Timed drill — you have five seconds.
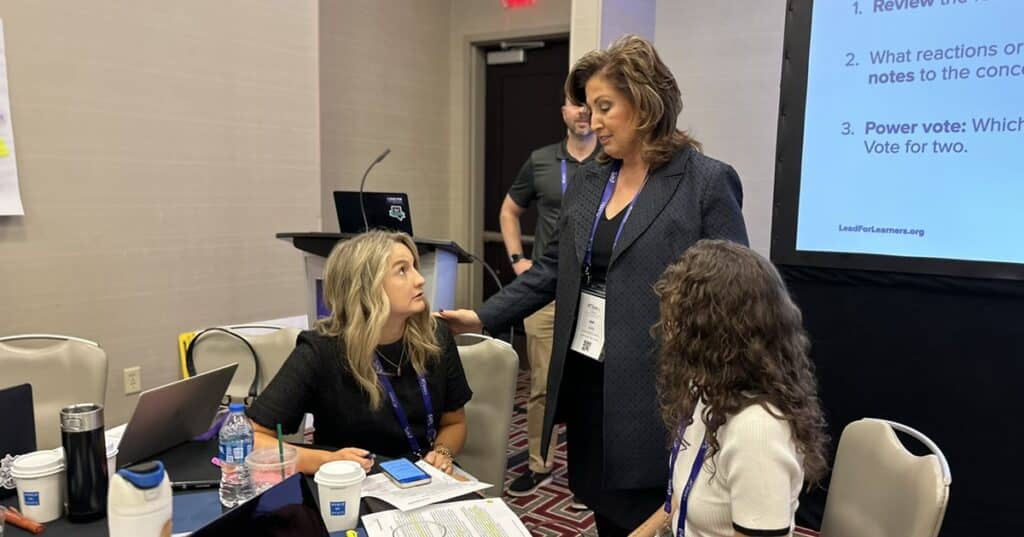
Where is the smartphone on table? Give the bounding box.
[378,458,432,488]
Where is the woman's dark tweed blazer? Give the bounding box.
[478,145,749,490]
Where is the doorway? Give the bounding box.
[482,38,570,301]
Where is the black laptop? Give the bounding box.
[0,384,36,499]
[334,191,414,235]
[191,473,330,537]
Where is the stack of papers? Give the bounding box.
[360,460,491,511]
[361,498,530,537]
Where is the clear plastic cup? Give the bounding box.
[245,445,298,493]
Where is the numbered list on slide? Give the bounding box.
[797,0,1023,264]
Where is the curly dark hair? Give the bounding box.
[653,240,829,484]
[565,34,701,170]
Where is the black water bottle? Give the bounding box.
[61,403,108,522]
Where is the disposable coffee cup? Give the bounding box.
[314,460,366,532]
[106,438,119,478]
[10,449,66,523]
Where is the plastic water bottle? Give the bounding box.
[218,403,255,508]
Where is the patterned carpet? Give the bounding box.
[499,370,819,537]
[502,371,596,537]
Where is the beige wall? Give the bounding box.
[655,1,787,256]
[0,1,320,424]
[318,0,451,239]
[0,0,593,426]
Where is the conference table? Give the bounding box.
[1,438,478,536]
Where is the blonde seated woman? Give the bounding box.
[247,231,472,475]
[631,240,828,537]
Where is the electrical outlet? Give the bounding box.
[123,366,142,395]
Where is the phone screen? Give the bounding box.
[378,458,431,487]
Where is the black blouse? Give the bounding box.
[587,208,627,287]
[247,324,472,458]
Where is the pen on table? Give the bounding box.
[171,479,221,491]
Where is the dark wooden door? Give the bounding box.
[483,39,569,301]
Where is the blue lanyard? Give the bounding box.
[560,159,568,195]
[665,427,708,537]
[582,161,647,284]
[374,358,436,457]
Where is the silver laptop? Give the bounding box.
[116,363,237,467]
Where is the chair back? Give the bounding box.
[184,325,300,402]
[820,418,951,537]
[455,333,518,496]
[0,334,108,450]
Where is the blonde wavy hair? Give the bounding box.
[566,34,701,170]
[315,231,441,409]
[653,240,829,484]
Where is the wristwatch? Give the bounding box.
[509,253,525,264]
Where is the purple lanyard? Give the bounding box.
[665,426,708,537]
[373,358,436,457]
[560,159,568,195]
[582,161,647,282]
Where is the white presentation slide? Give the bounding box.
[797,1,1024,265]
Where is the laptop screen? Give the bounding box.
[191,474,329,537]
[334,191,414,235]
[0,384,35,499]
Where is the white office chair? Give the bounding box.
[0,334,109,450]
[820,418,952,537]
[184,324,301,402]
[184,325,308,442]
[455,333,518,497]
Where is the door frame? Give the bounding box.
[457,26,569,308]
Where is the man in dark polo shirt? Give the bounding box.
[499,97,599,498]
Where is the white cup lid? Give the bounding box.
[106,438,118,458]
[11,449,65,478]
[315,460,366,488]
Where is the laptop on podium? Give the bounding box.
[334,191,414,235]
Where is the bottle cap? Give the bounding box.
[117,461,166,490]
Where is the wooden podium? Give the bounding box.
[276,232,473,324]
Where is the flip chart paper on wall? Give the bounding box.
[0,19,24,216]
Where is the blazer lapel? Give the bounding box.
[608,148,693,266]
[573,163,610,265]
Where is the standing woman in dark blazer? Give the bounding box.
[438,35,748,536]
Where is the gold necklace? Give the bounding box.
[375,346,406,375]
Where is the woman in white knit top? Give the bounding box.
[631,240,829,537]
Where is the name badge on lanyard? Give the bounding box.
[572,162,647,361]
[571,285,606,361]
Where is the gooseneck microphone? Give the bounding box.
[359,148,392,232]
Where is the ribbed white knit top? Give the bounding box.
[669,401,804,537]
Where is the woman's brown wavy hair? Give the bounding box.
[653,240,829,484]
[565,34,700,170]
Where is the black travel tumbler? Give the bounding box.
[60,403,108,522]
